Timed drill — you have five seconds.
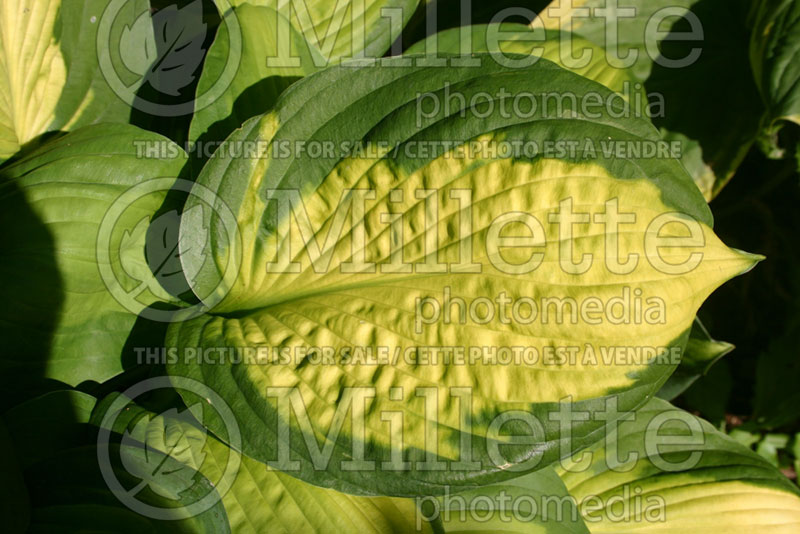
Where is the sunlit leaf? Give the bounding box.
[94,392,434,534]
[0,0,152,162]
[168,57,756,495]
[0,124,186,390]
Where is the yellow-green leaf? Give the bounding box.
[168,57,757,496]
[558,399,800,533]
[94,392,433,534]
[0,0,150,162]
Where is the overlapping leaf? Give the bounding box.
[558,399,800,533]
[3,390,228,533]
[405,23,641,99]
[220,0,420,62]
[0,0,153,162]
[433,399,800,533]
[538,0,762,200]
[750,0,800,157]
[0,124,186,390]
[188,4,322,149]
[93,392,434,534]
[656,317,734,401]
[429,466,589,534]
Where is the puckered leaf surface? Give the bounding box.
[166,57,756,495]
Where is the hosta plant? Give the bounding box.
[3,1,800,533]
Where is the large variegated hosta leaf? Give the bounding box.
[220,0,420,63]
[405,23,641,99]
[0,124,186,391]
[538,0,762,200]
[433,399,800,533]
[750,0,800,155]
[557,398,800,533]
[167,57,757,496]
[188,4,322,149]
[3,390,229,533]
[0,0,150,163]
[93,392,434,534]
